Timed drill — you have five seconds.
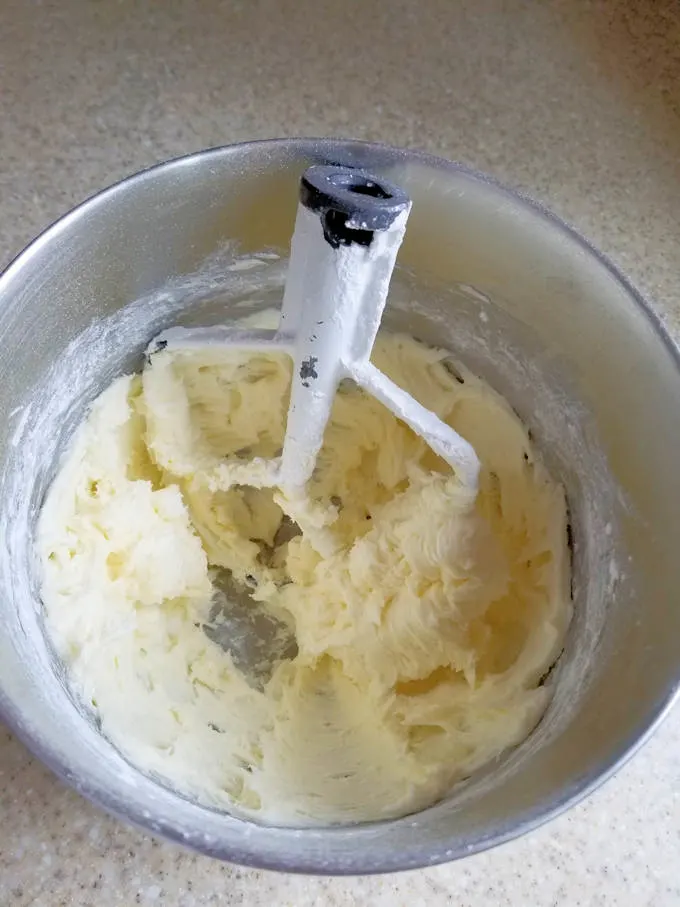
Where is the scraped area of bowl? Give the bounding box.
[1,248,621,831]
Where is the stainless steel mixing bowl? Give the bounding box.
[1,139,679,874]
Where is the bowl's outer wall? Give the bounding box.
[1,139,679,873]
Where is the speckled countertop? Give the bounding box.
[1,1,680,904]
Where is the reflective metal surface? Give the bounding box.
[1,139,679,874]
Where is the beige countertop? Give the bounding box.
[1,0,680,904]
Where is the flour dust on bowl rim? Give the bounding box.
[0,138,679,874]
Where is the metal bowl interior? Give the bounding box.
[1,139,679,874]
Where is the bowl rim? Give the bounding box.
[2,136,680,875]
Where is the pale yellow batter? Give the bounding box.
[38,323,571,825]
